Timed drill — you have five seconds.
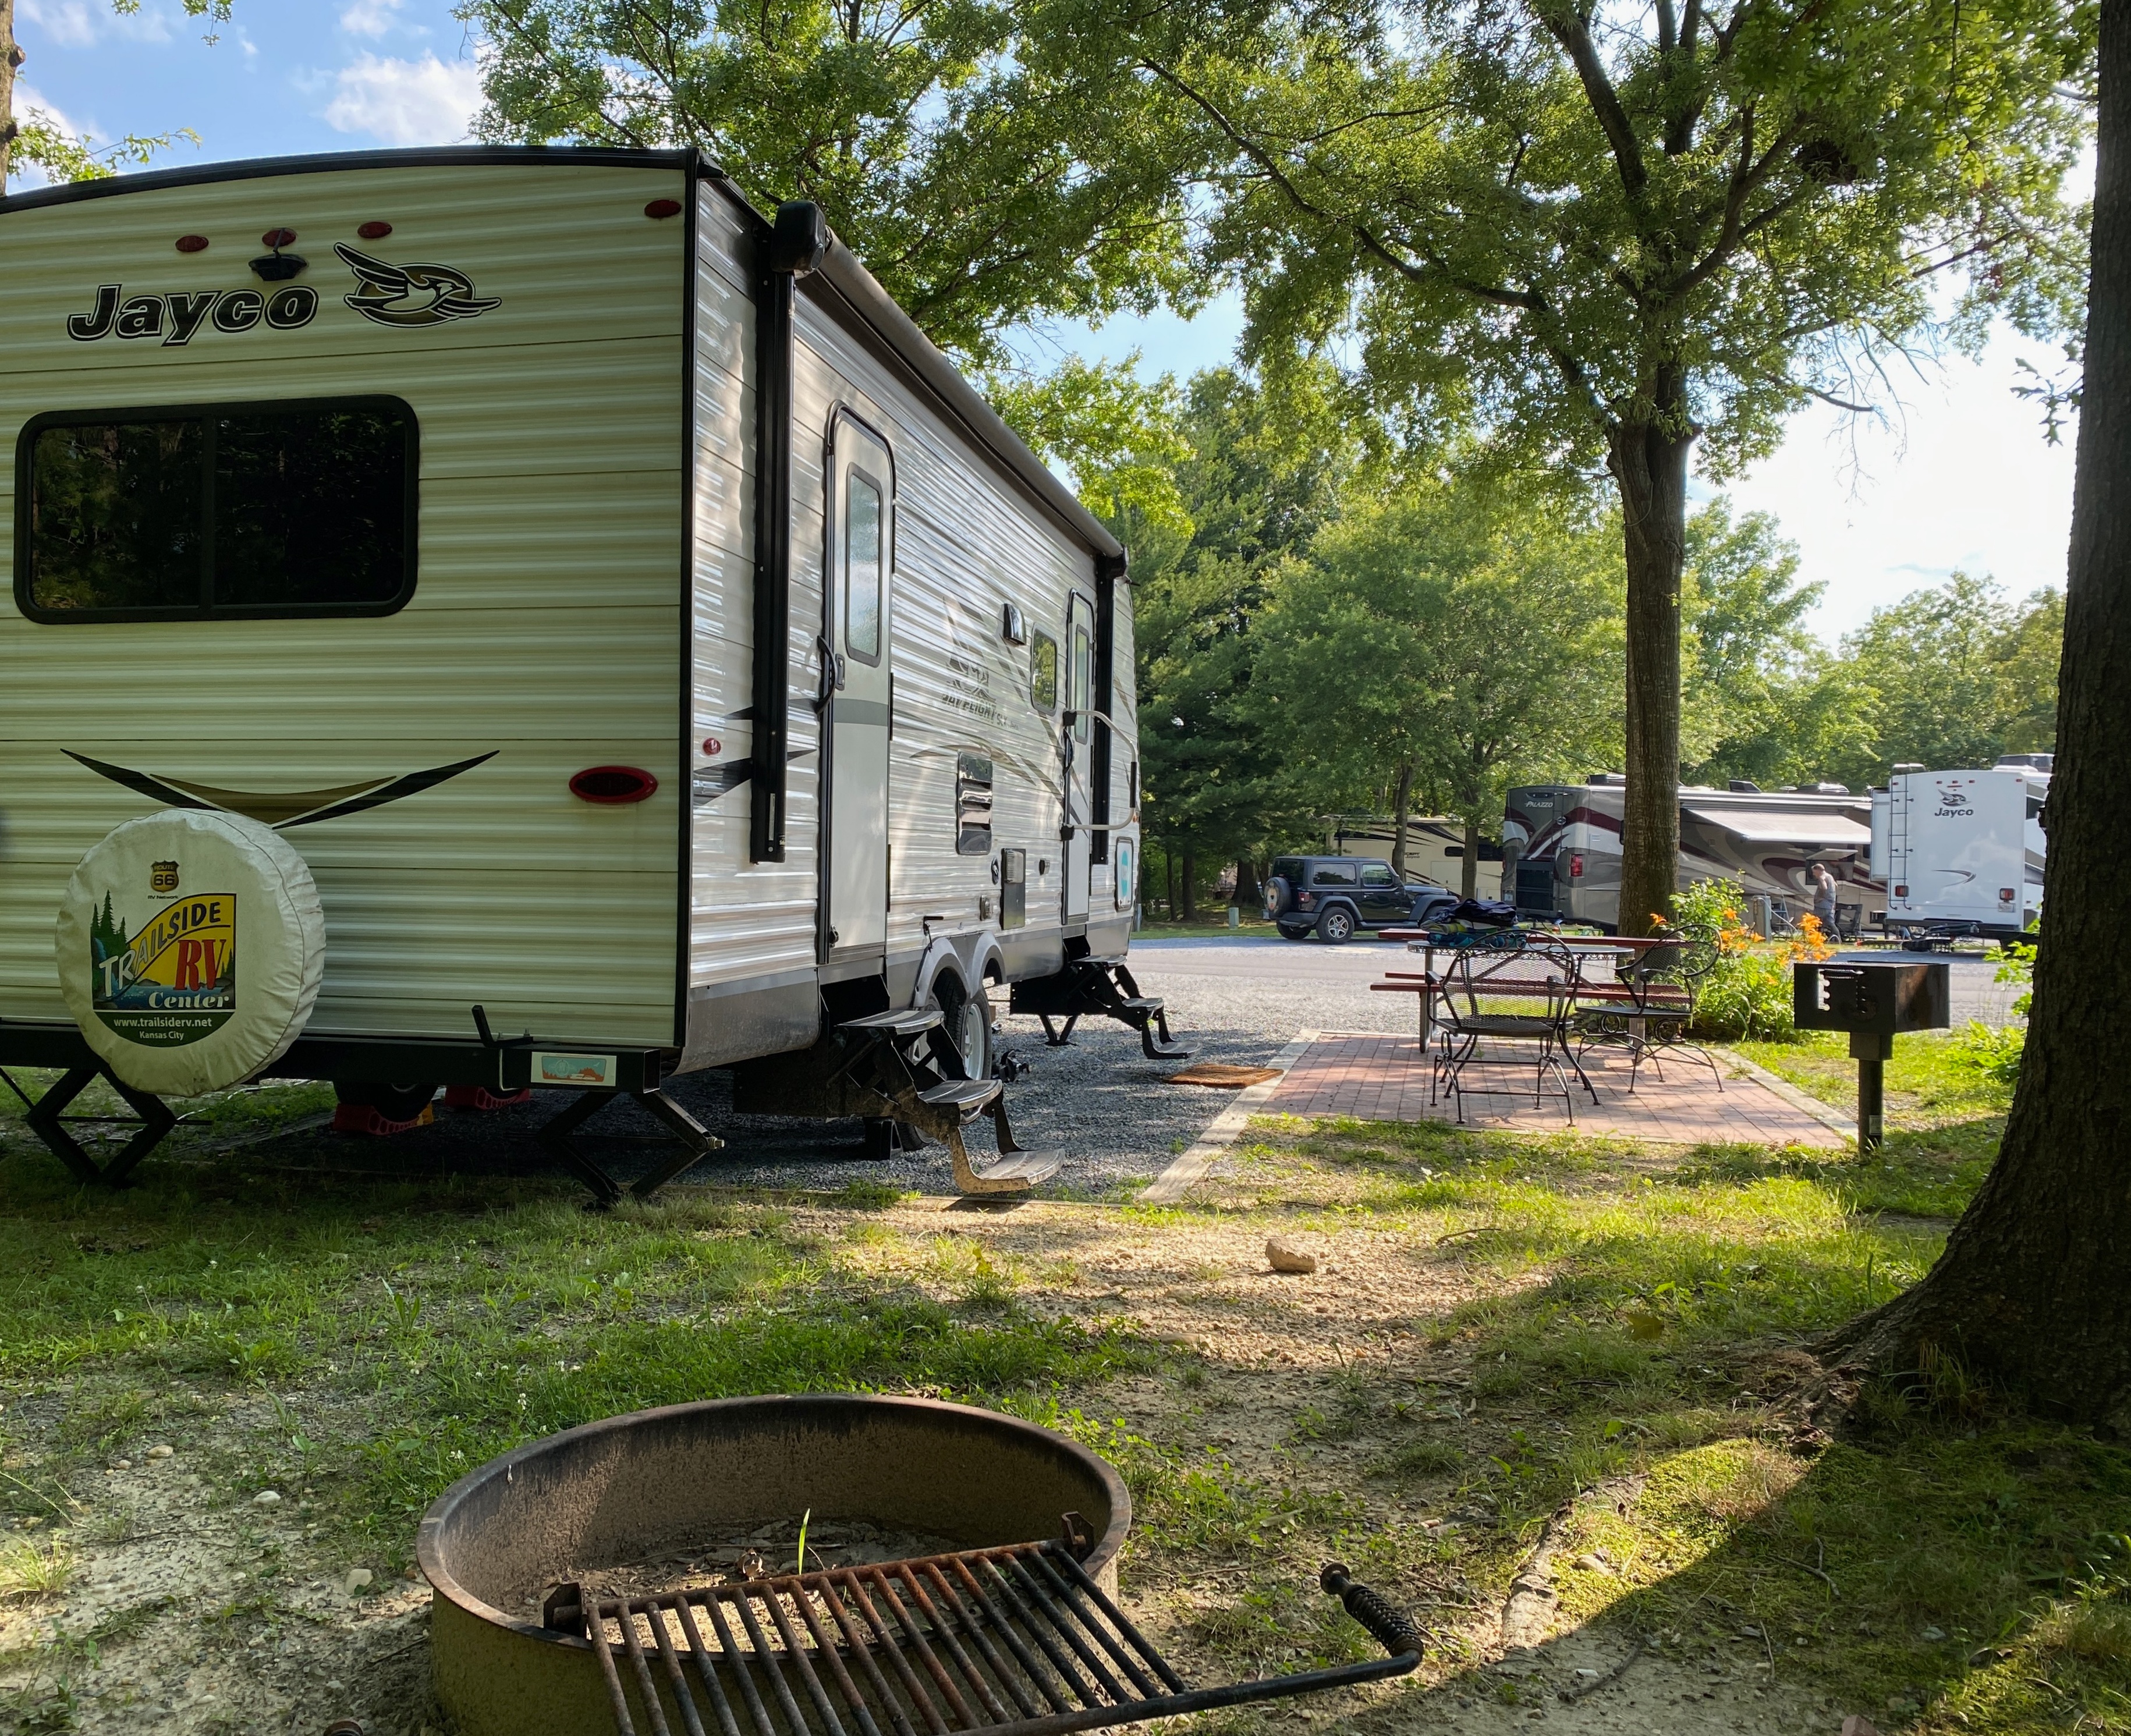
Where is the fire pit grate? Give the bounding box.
[548,1536,1420,1736]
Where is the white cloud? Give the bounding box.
[339,0,405,38]
[19,0,174,45]
[321,53,482,146]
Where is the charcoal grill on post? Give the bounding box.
[1793,956,1951,1150]
[549,1540,1419,1736]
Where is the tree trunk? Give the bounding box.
[1460,815,1481,900]
[1233,856,1261,914]
[1607,389,1692,939]
[1820,0,2131,1428]
[1,0,19,194]
[1180,849,1197,923]
[1164,847,1176,922]
[1390,759,1413,878]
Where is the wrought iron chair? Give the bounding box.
[1431,934,1591,1124]
[1576,924,1723,1091]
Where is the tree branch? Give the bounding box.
[1535,1,1648,196]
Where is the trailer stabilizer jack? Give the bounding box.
[1010,960,1190,1060]
[6,1064,176,1188]
[536,1088,724,1208]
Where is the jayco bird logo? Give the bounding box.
[334,244,502,328]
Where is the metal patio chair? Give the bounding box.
[1431,935,1591,1124]
[1575,924,1723,1092]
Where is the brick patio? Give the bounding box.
[1265,1031,1847,1147]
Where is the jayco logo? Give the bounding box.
[67,283,318,346]
[334,245,501,327]
[62,245,501,345]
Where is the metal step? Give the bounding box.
[919,1077,1003,1113]
[839,1008,943,1037]
[951,1145,1063,1192]
[1120,996,1164,1013]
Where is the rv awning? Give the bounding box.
[1682,804,1870,848]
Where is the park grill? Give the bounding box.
[546,1536,1420,1736]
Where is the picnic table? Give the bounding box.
[1371,930,1686,1045]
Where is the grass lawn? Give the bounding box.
[0,1030,2123,1736]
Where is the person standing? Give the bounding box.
[1809,861,1840,933]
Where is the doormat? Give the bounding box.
[1161,1063,1283,1089]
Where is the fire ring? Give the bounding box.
[417,1393,1130,1736]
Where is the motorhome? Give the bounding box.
[1503,779,1880,929]
[1870,757,2049,941]
[0,147,1172,1198]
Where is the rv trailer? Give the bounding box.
[1870,758,2049,942]
[1503,780,1880,929]
[1321,814,1501,892]
[0,147,1176,1199]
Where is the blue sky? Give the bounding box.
[12,0,2079,646]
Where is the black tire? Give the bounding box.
[1277,924,1310,940]
[334,1080,438,1121]
[1317,905,1356,944]
[927,974,994,1080]
[1263,876,1295,920]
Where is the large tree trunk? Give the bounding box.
[1821,1,2131,1428]
[1,0,20,193]
[1234,855,1260,914]
[1460,814,1481,900]
[1607,388,1692,939]
[1390,759,1413,878]
[1180,849,1197,923]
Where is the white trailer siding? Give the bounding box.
[0,162,690,1044]
[1875,768,2046,935]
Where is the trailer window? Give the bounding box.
[17,397,416,622]
[843,470,883,665]
[1029,631,1058,712]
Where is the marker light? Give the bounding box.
[357,221,393,239]
[176,235,210,253]
[261,228,297,248]
[570,766,659,805]
[644,198,683,219]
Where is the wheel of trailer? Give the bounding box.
[1318,906,1356,944]
[928,974,994,1081]
[335,1081,439,1121]
[1262,876,1292,920]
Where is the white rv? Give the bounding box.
[1870,757,2048,941]
[0,147,1172,1198]
[1503,779,1880,929]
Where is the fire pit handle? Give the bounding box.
[1320,1560,1425,1659]
[1060,1509,1097,1559]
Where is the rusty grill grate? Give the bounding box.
[549,1539,1420,1736]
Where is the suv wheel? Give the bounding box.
[1277,923,1310,940]
[1317,906,1356,944]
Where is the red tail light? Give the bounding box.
[1894,884,1909,898]
[570,766,658,804]
[1570,853,1584,879]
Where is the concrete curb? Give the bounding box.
[1722,1051,1857,1142]
[1139,1029,1318,1205]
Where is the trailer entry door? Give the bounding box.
[1063,591,1094,924]
[824,418,893,964]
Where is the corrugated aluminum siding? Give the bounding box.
[0,162,690,1045]
[788,300,1093,970]
[683,186,827,1001]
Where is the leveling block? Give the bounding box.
[331,1099,437,1138]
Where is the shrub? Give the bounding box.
[1670,878,1800,1040]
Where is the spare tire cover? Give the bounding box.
[56,810,325,1096]
[1263,876,1292,920]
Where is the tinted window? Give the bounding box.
[19,398,416,620]
[1360,864,1396,887]
[1030,631,1059,711]
[1270,858,1306,883]
[1311,864,1356,886]
[843,470,883,662]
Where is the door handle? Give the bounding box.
[812,635,837,712]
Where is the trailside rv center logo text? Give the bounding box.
[63,246,501,346]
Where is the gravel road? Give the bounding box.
[224,936,2024,1199]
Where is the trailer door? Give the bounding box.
[824,418,894,965]
[1063,591,1094,924]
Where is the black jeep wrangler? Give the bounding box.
[1262,856,1459,942]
